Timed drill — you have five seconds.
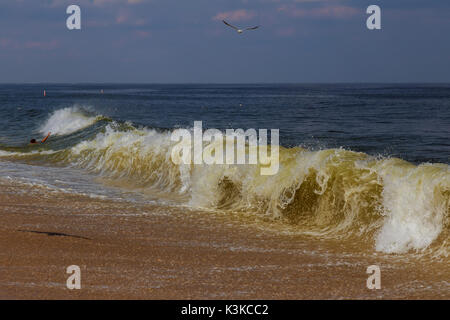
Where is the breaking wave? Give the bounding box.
[39,106,103,136]
[1,110,449,256]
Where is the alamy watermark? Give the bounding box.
[65,5,381,31]
[170,121,280,175]
[66,265,81,290]
[366,265,381,290]
[366,5,381,30]
[66,5,81,30]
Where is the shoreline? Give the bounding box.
[0,180,448,299]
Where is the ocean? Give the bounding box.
[0,83,449,258]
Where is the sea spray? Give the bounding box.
[39,106,102,136]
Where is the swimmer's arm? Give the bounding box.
[41,132,51,143]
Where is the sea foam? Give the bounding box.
[39,106,100,136]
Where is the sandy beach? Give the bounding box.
[0,179,448,300]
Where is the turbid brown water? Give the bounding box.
[0,180,448,299]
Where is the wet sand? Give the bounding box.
[0,181,448,299]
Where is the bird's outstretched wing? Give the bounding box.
[223,20,239,30]
[245,26,259,31]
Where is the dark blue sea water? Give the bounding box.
[0,83,449,164]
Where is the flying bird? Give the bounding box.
[223,20,259,34]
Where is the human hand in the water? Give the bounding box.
[41,132,51,143]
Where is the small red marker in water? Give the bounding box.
[43,90,46,97]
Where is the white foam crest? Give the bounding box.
[0,149,58,157]
[0,150,13,156]
[40,106,99,136]
[70,125,184,194]
[375,160,450,253]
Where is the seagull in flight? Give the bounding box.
[223,20,259,34]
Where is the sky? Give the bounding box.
[0,0,449,83]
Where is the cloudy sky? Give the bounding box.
[0,0,449,83]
